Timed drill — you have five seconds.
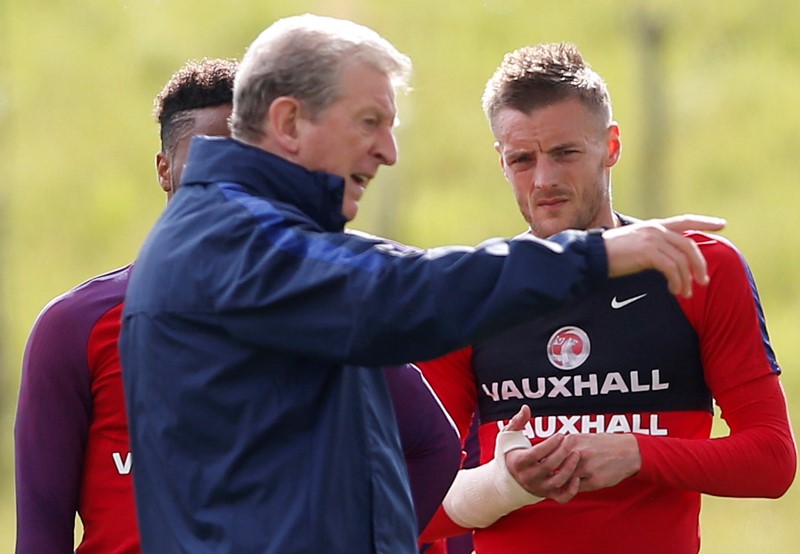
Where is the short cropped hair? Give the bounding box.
[482,43,612,134]
[231,13,412,142]
[154,58,238,154]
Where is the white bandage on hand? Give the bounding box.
[442,427,542,529]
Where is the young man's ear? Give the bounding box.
[156,151,172,195]
[267,97,303,154]
[606,123,622,167]
[495,141,510,181]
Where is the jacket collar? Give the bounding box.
[181,136,348,232]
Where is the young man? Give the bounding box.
[119,15,724,553]
[14,58,237,553]
[418,43,796,554]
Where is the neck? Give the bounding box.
[599,209,620,229]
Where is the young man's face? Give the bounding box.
[158,104,233,199]
[295,62,399,221]
[494,97,620,238]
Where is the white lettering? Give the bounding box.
[631,413,646,433]
[650,414,668,436]
[600,372,629,394]
[630,371,649,392]
[534,416,557,437]
[523,421,535,439]
[582,414,605,433]
[480,370,671,402]
[573,374,598,396]
[522,378,545,399]
[501,380,524,400]
[605,415,631,433]
[558,415,581,434]
[494,413,668,438]
[652,369,669,391]
[548,376,572,398]
[113,452,132,475]
[482,382,500,401]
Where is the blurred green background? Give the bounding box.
[1,0,798,551]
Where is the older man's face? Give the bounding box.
[295,61,399,221]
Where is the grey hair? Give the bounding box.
[231,13,412,142]
[482,42,612,134]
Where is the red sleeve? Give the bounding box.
[420,505,471,545]
[636,234,797,496]
[416,347,478,443]
[637,375,795,496]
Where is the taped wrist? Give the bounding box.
[442,428,542,529]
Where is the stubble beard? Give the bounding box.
[526,182,608,239]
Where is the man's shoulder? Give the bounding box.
[34,264,132,328]
[683,231,744,266]
[345,228,421,254]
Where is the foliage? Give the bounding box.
[2,0,798,551]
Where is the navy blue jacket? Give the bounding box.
[120,137,607,553]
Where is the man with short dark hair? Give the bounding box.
[418,42,796,554]
[120,16,724,553]
[154,59,238,199]
[14,57,237,553]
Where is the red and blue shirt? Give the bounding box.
[420,231,796,554]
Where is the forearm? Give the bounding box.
[636,375,796,497]
[421,425,542,541]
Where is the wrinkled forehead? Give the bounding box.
[494,98,605,148]
[329,61,398,115]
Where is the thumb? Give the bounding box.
[503,405,531,432]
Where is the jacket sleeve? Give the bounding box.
[15,298,93,553]
[635,234,797,496]
[207,209,608,367]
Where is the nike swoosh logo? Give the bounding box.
[611,293,647,309]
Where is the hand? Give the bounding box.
[561,433,642,492]
[503,406,581,503]
[603,214,726,297]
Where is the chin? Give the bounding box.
[531,222,563,239]
[343,205,358,222]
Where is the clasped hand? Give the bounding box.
[503,405,643,504]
